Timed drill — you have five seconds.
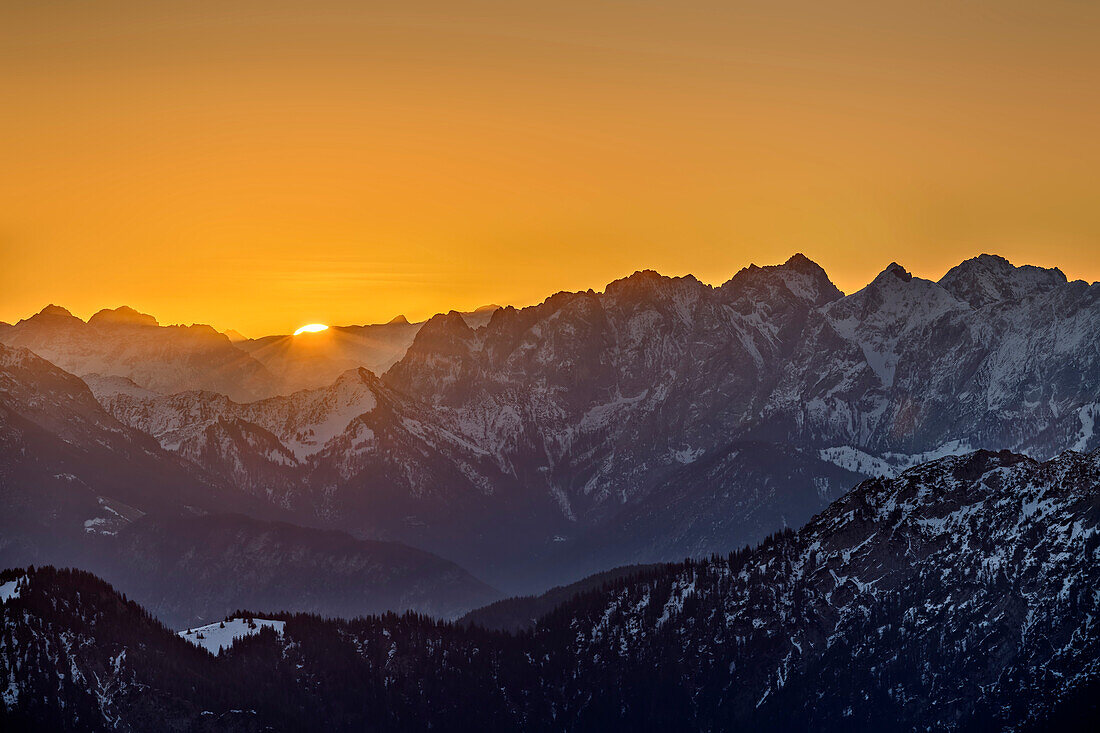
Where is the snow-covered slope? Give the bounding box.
[523,448,1100,730]
[179,617,285,654]
[88,366,382,462]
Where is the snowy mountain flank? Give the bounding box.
[2,449,1097,731]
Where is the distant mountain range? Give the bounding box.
[2,449,1096,731]
[0,344,497,625]
[2,254,1098,591]
[7,254,1093,591]
[0,304,499,399]
[2,252,1098,730]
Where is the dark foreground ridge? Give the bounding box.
[2,449,1098,732]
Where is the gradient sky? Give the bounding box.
[2,1,1098,335]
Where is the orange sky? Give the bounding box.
[2,1,1098,336]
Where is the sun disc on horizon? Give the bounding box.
[293,323,329,336]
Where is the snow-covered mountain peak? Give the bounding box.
[872,261,913,284]
[939,253,1068,308]
[722,252,842,306]
[89,364,386,472]
[832,261,962,322]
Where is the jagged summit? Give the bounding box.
[88,305,159,327]
[782,252,821,271]
[331,365,379,387]
[397,311,476,363]
[24,304,79,322]
[939,253,1068,308]
[603,269,703,300]
[386,314,411,325]
[723,252,842,306]
[872,261,914,284]
[223,328,248,342]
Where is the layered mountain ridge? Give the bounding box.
[2,448,1096,731]
[0,344,499,625]
[0,303,500,399]
[20,253,1097,590]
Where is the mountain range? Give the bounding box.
[0,304,499,400]
[2,448,1096,731]
[0,344,496,625]
[1,251,1098,729]
[7,253,1093,591]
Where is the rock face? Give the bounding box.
[0,345,497,623]
[77,254,1100,590]
[3,449,1097,731]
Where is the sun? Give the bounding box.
[293,323,329,336]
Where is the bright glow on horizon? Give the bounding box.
[293,323,329,336]
[3,2,1099,334]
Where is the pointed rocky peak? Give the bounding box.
[40,304,77,318]
[871,262,913,285]
[88,305,159,328]
[406,311,478,356]
[487,304,518,325]
[938,253,1067,308]
[722,253,842,307]
[20,304,82,325]
[782,252,819,272]
[421,310,475,336]
[824,260,966,346]
[480,303,541,343]
[603,269,702,303]
[331,366,380,389]
[386,314,411,326]
[223,329,248,343]
[177,323,220,337]
[604,269,663,295]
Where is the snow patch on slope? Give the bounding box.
[819,441,973,478]
[0,578,23,604]
[1072,403,1098,452]
[178,618,285,654]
